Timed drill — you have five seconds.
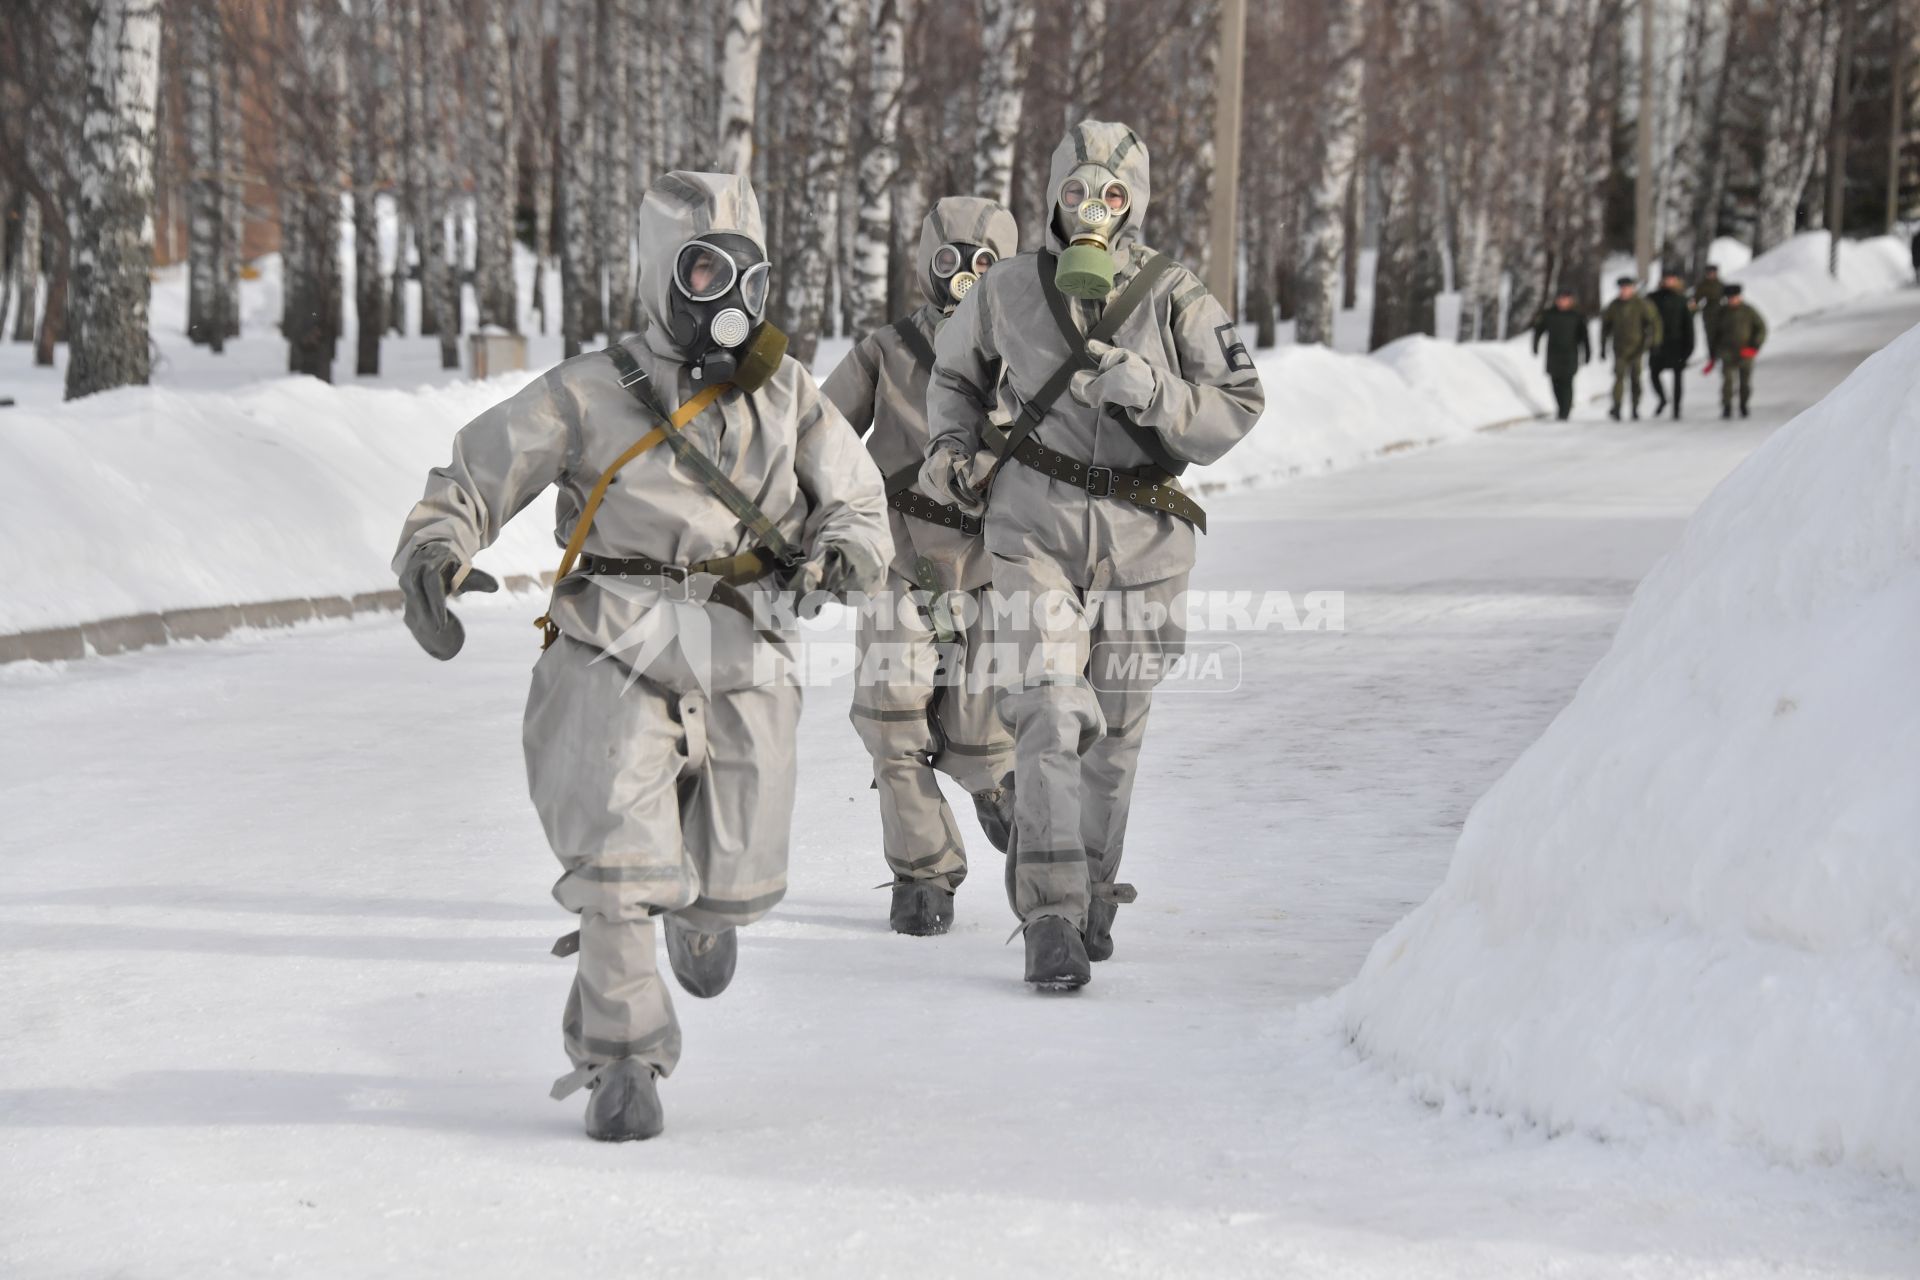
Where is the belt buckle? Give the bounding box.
[959,511,983,537]
[659,566,694,603]
[1084,465,1116,499]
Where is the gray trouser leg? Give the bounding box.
[991,555,1184,929]
[853,575,1014,891]
[527,635,799,1075]
[1081,575,1184,889]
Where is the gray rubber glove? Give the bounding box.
[919,445,990,512]
[1071,339,1159,412]
[790,539,887,619]
[399,542,499,660]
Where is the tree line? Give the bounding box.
[0,0,1909,400]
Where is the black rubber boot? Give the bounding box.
[1608,406,1621,421]
[972,786,1014,854]
[584,1059,665,1142]
[889,880,955,936]
[1023,916,1090,990]
[664,914,737,999]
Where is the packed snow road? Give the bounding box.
[4,293,1918,1278]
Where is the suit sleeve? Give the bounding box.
[792,366,893,567]
[1130,276,1265,467]
[819,333,882,437]
[927,284,1001,460]
[392,369,571,574]
[1578,322,1592,364]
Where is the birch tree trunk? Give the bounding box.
[850,0,908,335]
[787,0,855,363]
[66,0,163,400]
[280,0,345,382]
[184,0,221,346]
[11,196,39,343]
[598,0,634,334]
[1756,0,1840,251]
[424,0,459,367]
[719,0,764,176]
[1065,0,1106,126]
[557,3,596,357]
[475,0,517,332]
[349,0,384,374]
[1294,0,1363,346]
[974,0,1035,206]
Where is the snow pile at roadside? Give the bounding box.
[0,374,559,634]
[1732,233,1912,329]
[1343,324,1920,1179]
[1193,336,1549,488]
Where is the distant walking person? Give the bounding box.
[1646,272,1696,419]
[1599,276,1661,421]
[1715,284,1766,418]
[1531,287,1590,421]
[1910,229,1919,284]
[1693,264,1725,374]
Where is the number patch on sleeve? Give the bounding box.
[1214,323,1253,372]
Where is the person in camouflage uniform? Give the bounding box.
[1693,265,1725,374]
[1714,283,1767,418]
[1599,276,1662,421]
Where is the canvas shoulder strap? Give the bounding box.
[984,251,1177,493]
[890,316,938,374]
[604,342,803,569]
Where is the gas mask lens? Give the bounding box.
[932,244,996,279]
[674,241,738,302]
[932,244,963,278]
[739,261,770,317]
[1102,181,1130,214]
[1058,178,1088,212]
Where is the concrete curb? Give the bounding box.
[0,573,549,666]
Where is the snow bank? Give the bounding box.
[0,375,559,634]
[1344,323,1920,1179]
[1731,233,1912,330]
[1192,336,1549,488]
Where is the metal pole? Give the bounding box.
[1207,0,1247,315]
[1635,0,1655,281]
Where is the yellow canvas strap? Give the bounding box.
[534,380,732,649]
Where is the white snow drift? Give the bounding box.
[1345,321,1920,1180]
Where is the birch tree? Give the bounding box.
[1755,0,1841,250]
[719,0,764,175]
[787,0,856,363]
[348,0,384,374]
[1293,0,1363,346]
[66,0,163,400]
[474,0,518,332]
[974,0,1035,205]
[557,0,597,356]
[849,0,909,335]
[278,0,346,382]
[11,197,39,344]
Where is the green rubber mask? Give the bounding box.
[1053,170,1132,299]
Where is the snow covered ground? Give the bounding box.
[3,290,1917,1276]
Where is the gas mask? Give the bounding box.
[668,233,786,389]
[1053,168,1131,299]
[930,242,997,311]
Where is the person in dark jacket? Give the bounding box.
[1693,265,1725,373]
[1910,229,1919,284]
[1646,271,1697,419]
[1715,283,1767,418]
[1599,276,1661,420]
[1531,287,1590,420]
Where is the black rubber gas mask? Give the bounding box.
[930,242,997,311]
[668,233,775,387]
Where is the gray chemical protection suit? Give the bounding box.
[821,197,1019,895]
[393,171,889,1087]
[924,121,1264,943]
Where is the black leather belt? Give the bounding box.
[1005,437,1207,532]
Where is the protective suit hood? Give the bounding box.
[637,170,767,363]
[917,196,1019,307]
[1045,120,1150,257]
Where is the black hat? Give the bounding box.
[1616,275,1636,286]
[1724,283,1743,297]
[1704,263,1720,273]
[1555,284,1575,296]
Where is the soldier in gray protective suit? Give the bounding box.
[922,121,1265,989]
[392,171,890,1140]
[821,197,1019,937]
